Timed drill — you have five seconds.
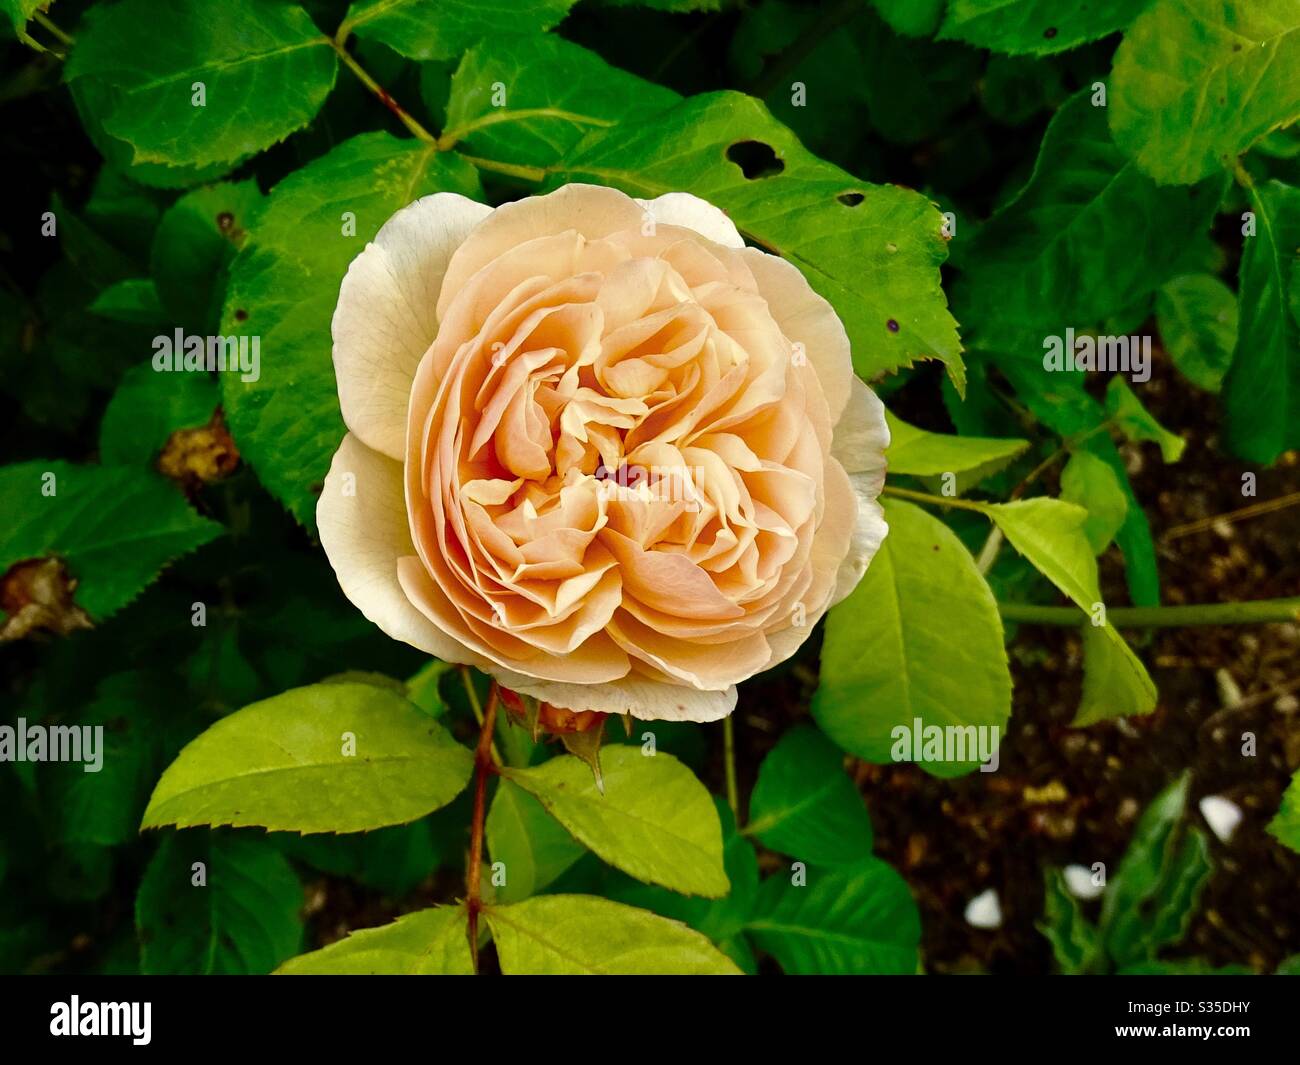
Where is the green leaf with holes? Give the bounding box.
[150,180,263,332]
[1109,0,1300,185]
[939,0,1149,56]
[65,0,337,171]
[485,894,742,974]
[141,681,474,833]
[813,498,1010,778]
[554,91,963,388]
[219,132,482,528]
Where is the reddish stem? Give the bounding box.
[465,680,499,972]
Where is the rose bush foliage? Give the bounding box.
[1,0,1298,977]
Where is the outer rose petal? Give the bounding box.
[332,193,493,459]
[496,671,737,723]
[436,184,650,320]
[829,375,891,605]
[317,432,491,666]
[636,192,745,249]
[739,246,854,426]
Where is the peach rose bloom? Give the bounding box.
[319,184,888,722]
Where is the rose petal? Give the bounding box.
[497,671,737,723]
[739,246,854,426]
[829,375,891,605]
[436,184,648,320]
[317,432,489,663]
[636,191,745,249]
[333,193,492,459]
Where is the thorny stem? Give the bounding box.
[723,715,740,823]
[999,598,1300,628]
[329,34,436,144]
[464,680,500,973]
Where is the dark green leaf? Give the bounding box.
[136,830,303,975]
[746,725,874,865]
[747,858,920,974]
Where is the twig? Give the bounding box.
[464,680,499,973]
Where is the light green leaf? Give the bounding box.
[0,460,222,620]
[605,799,759,943]
[342,0,578,61]
[151,180,263,332]
[1076,621,1157,726]
[444,33,679,168]
[940,0,1149,56]
[502,745,728,897]
[885,409,1029,491]
[65,0,337,170]
[1060,450,1128,554]
[956,93,1227,349]
[2,0,42,37]
[1268,771,1300,854]
[137,831,303,975]
[1156,273,1238,391]
[88,278,165,324]
[1101,774,1212,968]
[813,498,1010,778]
[486,778,587,903]
[991,358,1161,606]
[1105,377,1186,462]
[277,905,472,974]
[976,497,1156,723]
[555,91,963,388]
[141,681,474,833]
[746,725,874,865]
[404,659,453,718]
[99,362,220,466]
[486,894,741,974]
[1222,180,1300,463]
[1109,0,1300,185]
[1038,869,1102,975]
[747,858,920,974]
[219,132,482,528]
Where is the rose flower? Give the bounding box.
[319,184,888,722]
